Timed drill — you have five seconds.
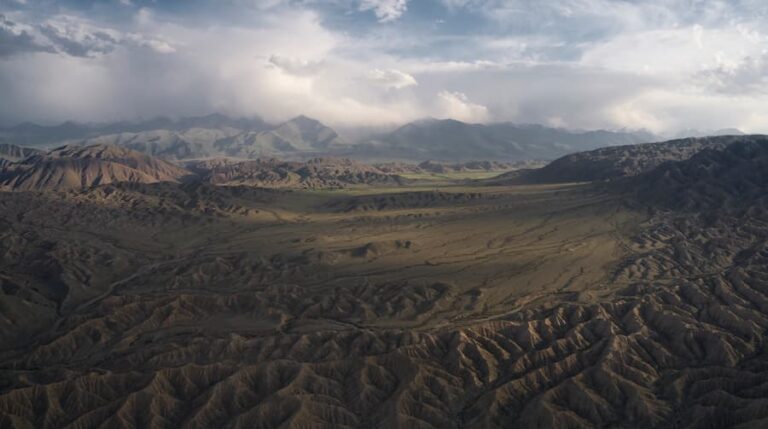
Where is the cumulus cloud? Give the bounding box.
[0,14,175,59]
[365,68,417,89]
[359,0,408,22]
[3,0,768,134]
[0,7,423,126]
[435,91,489,123]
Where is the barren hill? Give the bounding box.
[0,144,190,191]
[627,137,768,210]
[493,135,752,184]
[0,143,44,163]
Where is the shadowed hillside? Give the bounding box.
[491,135,755,184]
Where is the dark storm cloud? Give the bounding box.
[37,22,116,57]
[0,14,54,56]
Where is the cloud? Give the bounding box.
[365,68,417,89]
[0,7,424,126]
[359,0,408,22]
[699,53,768,94]
[0,14,176,59]
[0,14,55,57]
[435,91,489,123]
[37,18,119,57]
[127,35,176,54]
[580,25,763,76]
[267,55,324,76]
[3,0,768,134]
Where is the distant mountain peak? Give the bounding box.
[284,115,323,128]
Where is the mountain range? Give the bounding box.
[345,118,657,162]
[1,133,761,194]
[0,114,664,163]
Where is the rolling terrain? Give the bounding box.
[0,136,766,428]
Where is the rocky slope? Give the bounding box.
[0,143,44,163]
[492,134,751,184]
[0,144,190,191]
[627,137,768,210]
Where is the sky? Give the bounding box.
[1,0,768,134]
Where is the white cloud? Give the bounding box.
[5,0,768,134]
[359,0,408,22]
[267,55,324,76]
[0,8,425,127]
[132,37,176,54]
[405,60,500,74]
[699,52,768,94]
[0,14,176,58]
[435,91,489,123]
[365,68,417,89]
[580,25,764,76]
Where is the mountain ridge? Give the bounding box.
[0,143,191,191]
[1,114,665,163]
[491,134,757,184]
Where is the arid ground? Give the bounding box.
[1,140,767,429]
